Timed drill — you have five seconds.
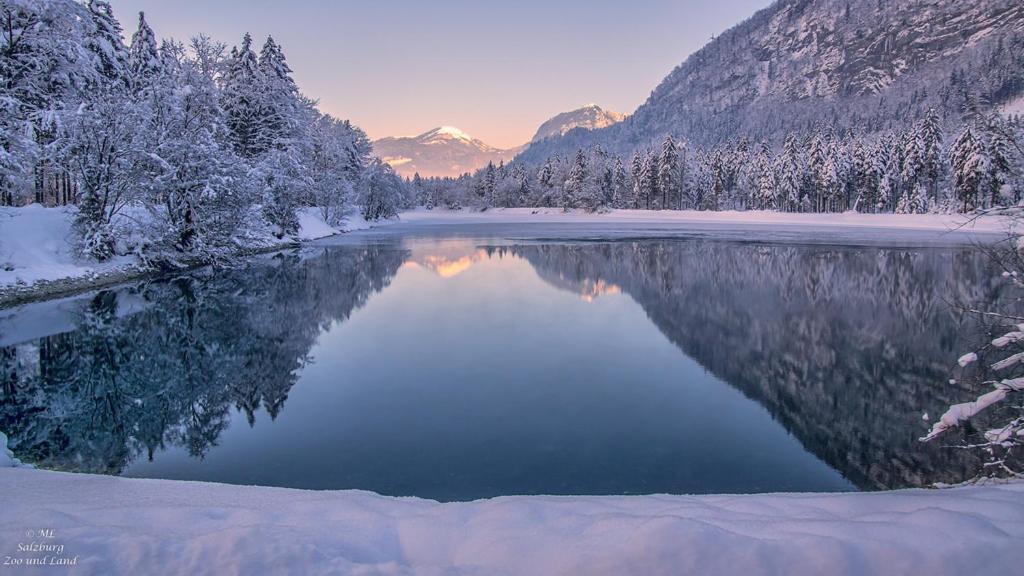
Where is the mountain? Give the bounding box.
[375,104,623,178]
[519,0,1024,162]
[530,104,625,142]
[374,127,522,179]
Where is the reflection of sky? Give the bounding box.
[126,240,853,500]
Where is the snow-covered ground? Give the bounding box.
[0,205,370,296]
[0,205,139,289]
[398,207,1013,235]
[0,465,1021,575]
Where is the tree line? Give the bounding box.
[0,0,407,264]
[414,107,1022,215]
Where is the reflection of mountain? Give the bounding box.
[407,249,488,279]
[0,246,407,475]
[507,241,1011,489]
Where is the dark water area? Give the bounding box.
[0,234,1011,501]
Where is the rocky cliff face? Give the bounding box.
[520,0,1024,161]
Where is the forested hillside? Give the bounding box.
[521,0,1024,161]
[0,0,408,266]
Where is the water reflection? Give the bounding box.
[505,242,1010,489]
[0,246,407,474]
[0,238,1011,498]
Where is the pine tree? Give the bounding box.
[777,135,802,212]
[537,158,556,206]
[221,33,264,158]
[630,152,643,209]
[806,133,828,211]
[985,116,1014,207]
[920,108,944,204]
[85,1,128,86]
[872,133,899,212]
[127,12,160,90]
[658,135,679,210]
[753,143,776,210]
[950,125,987,212]
[612,157,629,209]
[257,36,301,151]
[643,149,660,210]
[901,124,925,203]
[562,149,588,211]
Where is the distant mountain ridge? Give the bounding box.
[374,104,623,178]
[531,104,625,142]
[518,0,1024,162]
[374,127,522,179]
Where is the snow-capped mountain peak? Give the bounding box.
[428,126,474,141]
[531,104,625,143]
[374,126,521,178]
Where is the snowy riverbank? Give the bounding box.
[0,205,373,307]
[1,205,1014,307]
[397,206,1015,234]
[0,466,1021,575]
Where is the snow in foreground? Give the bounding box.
[0,467,1021,576]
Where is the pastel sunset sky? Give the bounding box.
[109,0,771,148]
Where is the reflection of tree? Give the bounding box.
[510,241,1016,489]
[0,245,406,474]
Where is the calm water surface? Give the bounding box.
[0,232,1009,501]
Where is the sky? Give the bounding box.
[108,0,772,149]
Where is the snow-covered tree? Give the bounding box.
[257,36,302,151]
[561,150,588,211]
[752,142,775,210]
[306,113,369,224]
[658,134,679,210]
[612,156,629,209]
[220,33,264,159]
[360,159,403,221]
[920,108,944,204]
[127,12,160,91]
[84,1,128,86]
[776,135,803,212]
[135,39,250,259]
[66,92,144,259]
[984,115,1015,207]
[950,125,987,212]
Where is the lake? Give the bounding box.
[0,228,1010,501]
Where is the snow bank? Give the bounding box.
[296,208,339,241]
[296,208,381,238]
[1,468,1021,575]
[0,206,377,296]
[0,432,26,468]
[0,205,136,288]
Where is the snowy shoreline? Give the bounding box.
[396,206,1015,234]
[1,205,1013,309]
[0,467,1021,575]
[0,206,372,309]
